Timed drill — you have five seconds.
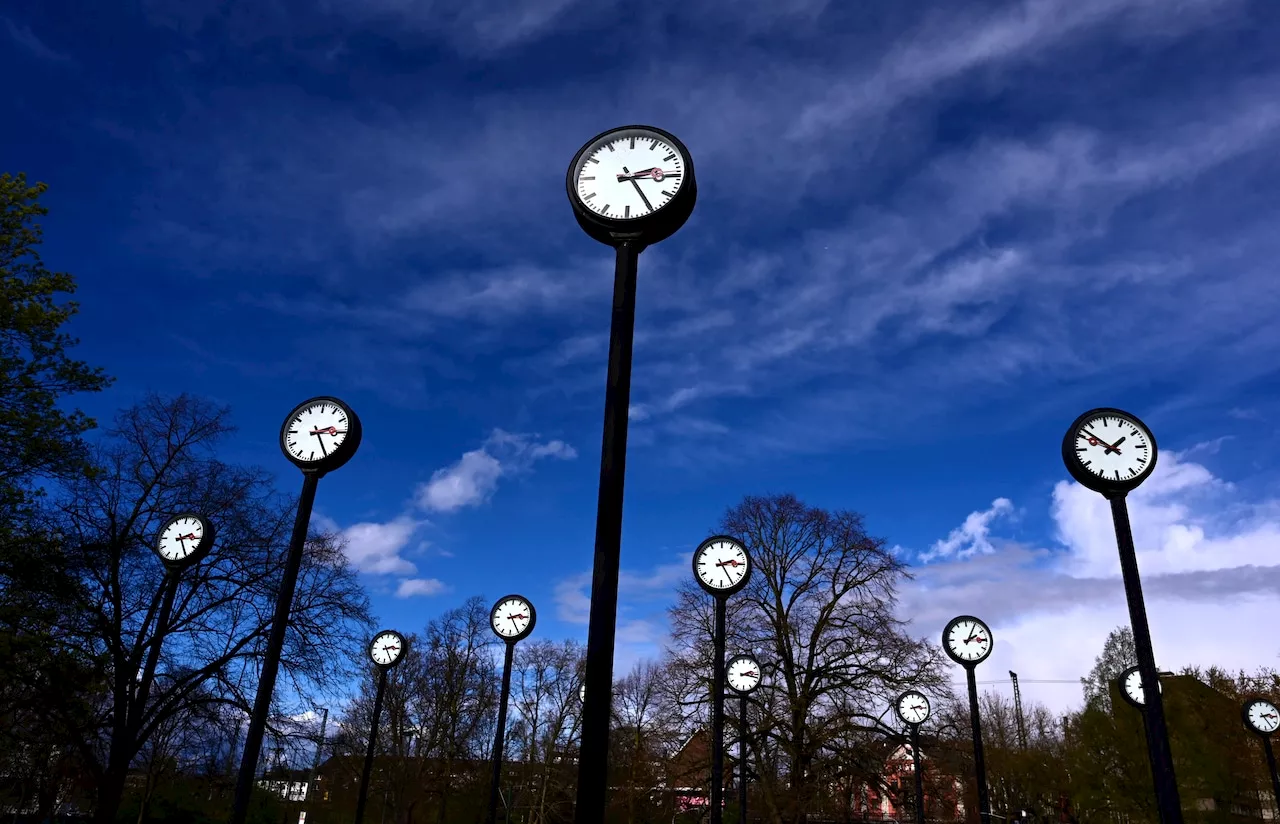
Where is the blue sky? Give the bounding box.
[5,0,1280,712]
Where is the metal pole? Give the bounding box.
[710,599,727,824]
[574,239,642,824]
[1265,738,1280,818]
[488,642,517,824]
[131,571,180,736]
[910,725,925,824]
[354,669,388,824]
[232,471,321,824]
[1110,495,1183,824]
[966,667,990,824]
[739,693,748,824]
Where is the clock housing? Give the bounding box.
[942,615,993,667]
[154,513,216,569]
[1243,697,1280,736]
[693,535,753,598]
[368,629,407,669]
[1062,407,1159,497]
[726,654,762,695]
[490,595,536,642]
[895,689,931,726]
[279,396,363,475]
[1118,665,1163,709]
[567,125,697,248]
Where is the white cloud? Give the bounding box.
[900,449,1280,714]
[314,513,423,576]
[918,498,1014,562]
[396,578,449,598]
[416,428,577,513]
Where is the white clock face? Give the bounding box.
[158,516,205,562]
[1124,669,1147,705]
[579,683,586,703]
[370,632,403,667]
[945,618,992,663]
[695,539,750,591]
[492,597,533,639]
[1073,413,1153,483]
[897,692,931,725]
[726,657,761,694]
[575,130,686,221]
[283,401,351,463]
[1247,700,1280,734]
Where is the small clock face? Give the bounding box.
[491,596,535,641]
[943,616,992,664]
[1123,668,1147,705]
[573,128,686,222]
[726,656,762,694]
[896,691,931,725]
[156,514,208,564]
[579,683,586,703]
[369,631,405,668]
[694,537,751,594]
[283,399,352,464]
[1070,411,1154,484]
[1246,699,1280,734]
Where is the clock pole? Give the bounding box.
[738,691,749,824]
[964,666,990,824]
[488,639,517,824]
[909,723,925,824]
[354,666,389,824]
[709,597,728,824]
[1109,493,1183,824]
[1264,737,1280,814]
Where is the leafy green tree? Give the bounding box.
[1080,625,1136,713]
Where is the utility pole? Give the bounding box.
[1010,671,1028,750]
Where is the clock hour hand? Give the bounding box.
[620,166,654,212]
[1081,429,1122,454]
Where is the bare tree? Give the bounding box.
[508,639,584,824]
[1080,625,1136,713]
[30,393,371,824]
[666,494,952,824]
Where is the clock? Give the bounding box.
[1242,698,1280,735]
[566,125,697,248]
[693,536,753,597]
[726,654,762,695]
[490,595,536,642]
[155,513,215,568]
[942,615,993,666]
[579,683,587,703]
[1118,665,1162,708]
[368,630,406,668]
[279,396,363,475]
[1062,408,1158,496]
[896,690,931,726]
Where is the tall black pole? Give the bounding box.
[131,570,180,735]
[354,669,389,824]
[910,724,925,824]
[575,239,641,822]
[965,667,990,824]
[488,641,517,824]
[739,693,748,824]
[232,471,321,824]
[710,598,727,824]
[1263,738,1280,817]
[1110,494,1183,824]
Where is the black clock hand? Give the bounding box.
[312,432,329,457]
[620,166,654,212]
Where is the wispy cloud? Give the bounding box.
[416,429,577,513]
[918,498,1015,563]
[2,16,73,63]
[315,514,424,576]
[396,578,449,598]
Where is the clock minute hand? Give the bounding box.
[620,166,654,212]
[1082,429,1122,454]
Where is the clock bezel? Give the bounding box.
[279,396,364,475]
[154,512,216,570]
[566,124,698,249]
[1242,697,1280,737]
[1061,407,1159,498]
[490,594,537,643]
[726,653,763,695]
[368,629,407,670]
[942,615,993,668]
[692,535,753,598]
[895,689,931,727]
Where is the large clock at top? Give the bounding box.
[567,125,697,248]
[1062,408,1158,496]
